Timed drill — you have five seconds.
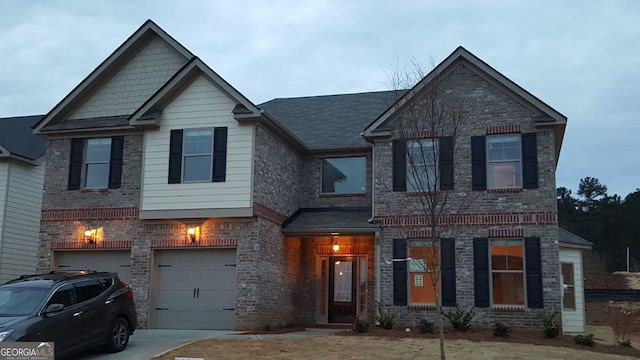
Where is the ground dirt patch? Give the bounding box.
[152,326,640,360]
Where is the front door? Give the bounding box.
[328,256,357,323]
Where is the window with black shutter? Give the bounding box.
[168,127,227,184]
[68,136,123,190]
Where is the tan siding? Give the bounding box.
[69,37,188,119]
[0,162,8,239]
[141,76,254,212]
[0,160,44,282]
[560,248,586,333]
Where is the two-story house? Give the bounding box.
[34,20,584,332]
[0,115,46,283]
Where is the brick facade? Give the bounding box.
[372,64,561,329]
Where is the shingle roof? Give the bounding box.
[282,207,379,233]
[0,115,46,160]
[259,91,400,150]
[558,227,593,248]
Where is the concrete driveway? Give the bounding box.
[66,329,237,360]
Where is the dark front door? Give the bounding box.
[328,256,357,323]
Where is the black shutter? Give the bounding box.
[525,237,544,308]
[439,136,454,190]
[212,127,228,182]
[521,133,538,189]
[440,238,456,306]
[392,239,408,306]
[108,136,124,189]
[68,138,84,190]
[392,140,407,192]
[471,136,486,191]
[473,238,490,307]
[168,129,183,184]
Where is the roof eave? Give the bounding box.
[34,20,193,135]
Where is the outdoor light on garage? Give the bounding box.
[332,235,339,252]
[187,226,200,243]
[84,228,96,243]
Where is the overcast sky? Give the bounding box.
[1,0,638,197]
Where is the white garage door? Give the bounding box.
[151,248,236,330]
[53,250,132,284]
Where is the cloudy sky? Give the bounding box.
[1,0,638,197]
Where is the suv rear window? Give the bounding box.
[75,278,113,303]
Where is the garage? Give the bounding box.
[151,248,236,330]
[53,250,132,284]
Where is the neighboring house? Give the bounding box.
[0,115,46,283]
[33,20,574,331]
[558,228,592,333]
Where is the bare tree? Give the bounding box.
[386,59,469,360]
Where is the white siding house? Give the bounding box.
[0,115,46,283]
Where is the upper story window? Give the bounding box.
[68,136,123,190]
[407,139,438,192]
[392,137,454,192]
[320,157,366,194]
[471,132,538,191]
[487,135,522,189]
[85,138,112,188]
[168,127,227,184]
[183,129,213,182]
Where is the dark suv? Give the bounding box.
[0,270,136,359]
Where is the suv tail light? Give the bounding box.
[126,290,134,299]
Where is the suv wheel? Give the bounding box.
[104,317,130,353]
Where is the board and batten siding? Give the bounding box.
[141,75,254,211]
[0,160,45,283]
[559,247,586,333]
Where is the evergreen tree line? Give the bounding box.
[557,177,640,272]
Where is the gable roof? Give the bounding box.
[34,19,193,134]
[362,46,567,161]
[0,115,46,162]
[259,91,400,151]
[559,227,593,249]
[129,57,262,126]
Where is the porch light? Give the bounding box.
[187,226,200,243]
[332,244,340,252]
[84,228,97,243]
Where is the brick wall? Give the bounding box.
[372,64,561,329]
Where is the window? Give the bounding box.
[487,135,521,189]
[68,136,123,190]
[74,279,109,303]
[562,263,576,310]
[168,127,227,184]
[471,133,537,191]
[393,137,453,192]
[85,138,112,188]
[409,241,440,304]
[321,157,366,193]
[490,239,524,305]
[183,129,213,182]
[407,140,438,191]
[47,284,76,308]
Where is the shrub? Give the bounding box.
[442,305,475,332]
[574,333,595,347]
[374,302,396,330]
[351,316,369,333]
[492,322,511,338]
[617,340,632,348]
[418,319,435,334]
[538,310,561,338]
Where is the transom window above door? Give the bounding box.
[321,157,366,194]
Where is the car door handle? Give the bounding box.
[104,299,114,305]
[73,311,83,317]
